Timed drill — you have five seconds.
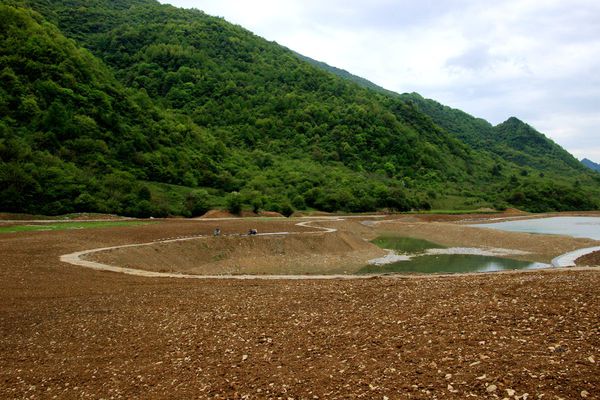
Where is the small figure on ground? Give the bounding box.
[248,228,258,236]
[213,228,221,236]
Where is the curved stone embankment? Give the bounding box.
[60,216,600,279]
[60,219,385,279]
[552,246,600,267]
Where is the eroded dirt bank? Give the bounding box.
[1,215,598,399]
[577,250,600,267]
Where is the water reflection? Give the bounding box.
[366,235,548,274]
[361,254,546,274]
[476,217,600,240]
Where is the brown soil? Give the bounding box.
[291,210,334,217]
[198,209,286,219]
[199,209,239,218]
[258,211,285,218]
[1,215,599,399]
[0,212,52,220]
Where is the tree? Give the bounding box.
[185,189,210,217]
[226,192,242,215]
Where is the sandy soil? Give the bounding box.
[1,214,599,399]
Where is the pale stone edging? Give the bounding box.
[59,219,365,280]
[551,246,600,267]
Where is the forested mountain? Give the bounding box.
[582,158,600,172]
[400,94,586,173]
[1,0,598,216]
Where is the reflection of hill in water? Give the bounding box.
[360,254,546,274]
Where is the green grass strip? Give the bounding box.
[0,221,153,234]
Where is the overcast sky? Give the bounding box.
[159,0,600,162]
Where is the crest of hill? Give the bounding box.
[296,62,592,177]
[582,158,600,172]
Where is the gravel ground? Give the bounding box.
[0,216,598,399]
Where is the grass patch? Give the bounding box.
[0,221,154,234]
[371,236,446,253]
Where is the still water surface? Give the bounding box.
[364,236,546,274]
[476,217,600,240]
[360,254,545,274]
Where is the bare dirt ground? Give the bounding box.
[1,214,599,399]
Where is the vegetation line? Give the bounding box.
[0,221,152,234]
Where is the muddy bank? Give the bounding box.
[577,250,600,266]
[82,215,600,276]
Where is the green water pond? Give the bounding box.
[364,236,547,274]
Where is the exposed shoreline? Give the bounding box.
[60,214,599,279]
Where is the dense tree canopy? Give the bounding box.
[0,1,598,216]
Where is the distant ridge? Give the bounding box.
[582,158,600,172]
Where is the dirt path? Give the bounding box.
[59,218,362,279]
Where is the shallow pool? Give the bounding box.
[360,254,546,274]
[475,217,600,240]
[366,236,547,274]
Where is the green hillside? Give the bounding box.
[1,0,598,216]
[400,93,587,174]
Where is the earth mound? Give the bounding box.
[87,231,384,275]
[576,250,600,266]
[198,209,238,219]
[198,209,286,219]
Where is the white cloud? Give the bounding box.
[159,0,600,162]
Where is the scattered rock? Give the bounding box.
[487,384,497,393]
